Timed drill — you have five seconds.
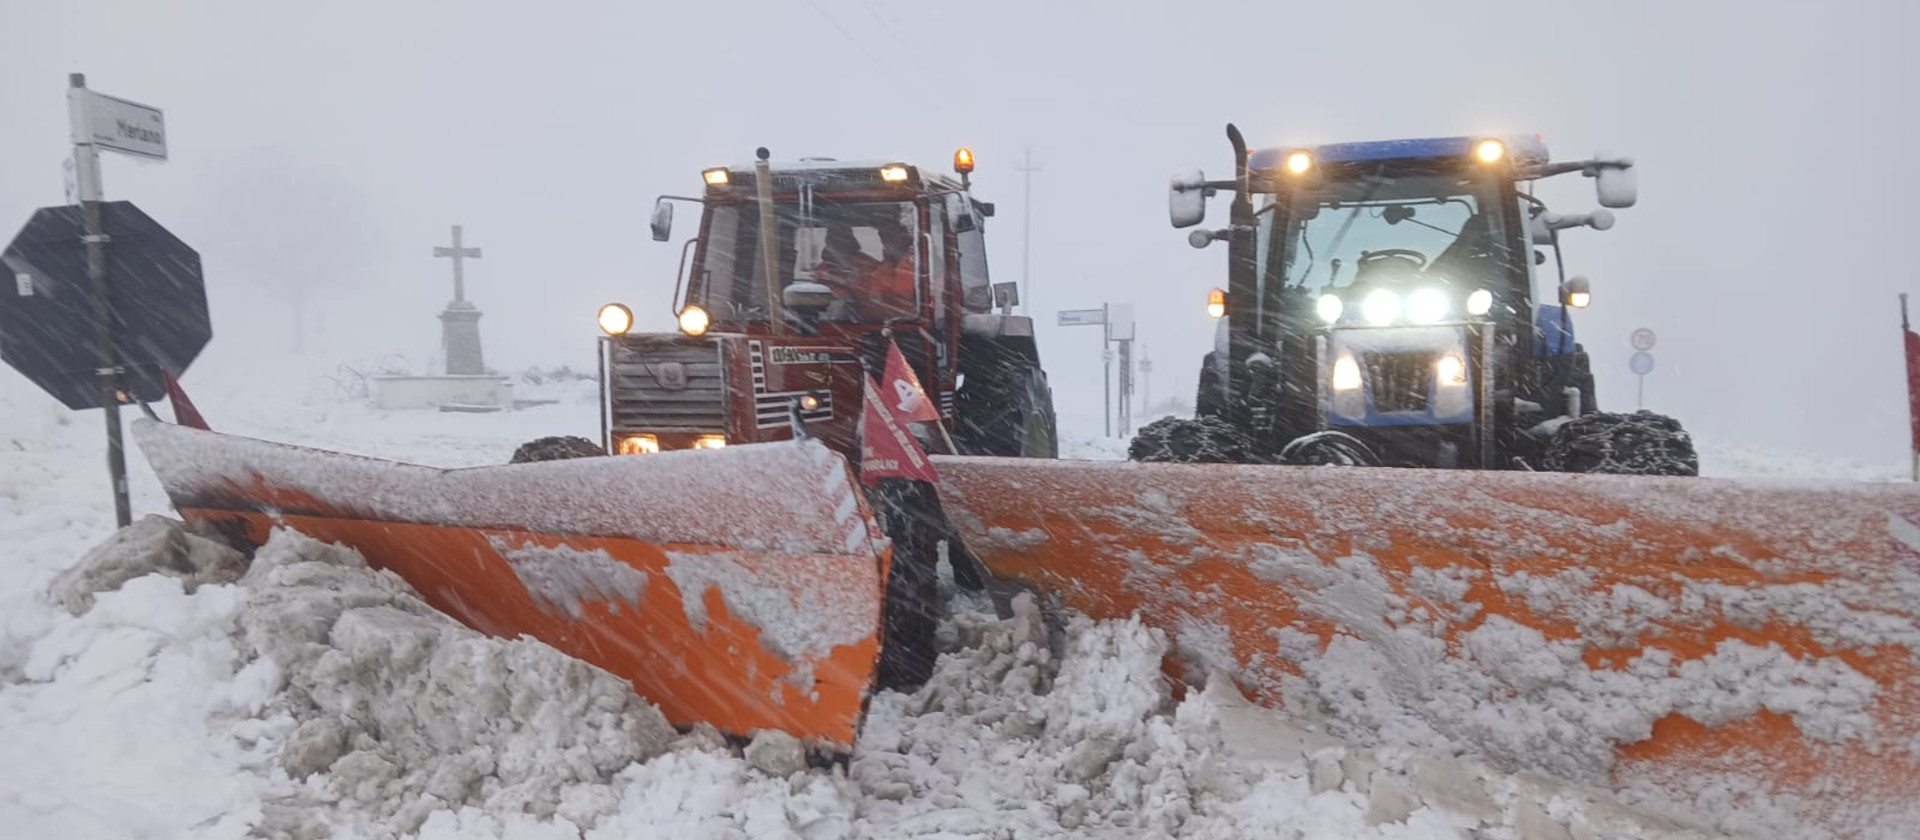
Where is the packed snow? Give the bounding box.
[2,363,1912,838]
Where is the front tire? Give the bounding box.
[955,349,1057,459]
[1542,411,1698,476]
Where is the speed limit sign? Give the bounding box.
[1630,328,1657,352]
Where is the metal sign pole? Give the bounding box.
[1103,303,1112,437]
[1117,337,1133,436]
[1637,374,1644,411]
[69,73,129,528]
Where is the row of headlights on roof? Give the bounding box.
[1314,288,1494,327]
[1282,139,1507,177]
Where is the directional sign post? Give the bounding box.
[1059,305,1112,435]
[1108,303,1137,436]
[3,75,183,528]
[1056,308,1104,326]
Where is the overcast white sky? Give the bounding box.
[3,0,1915,462]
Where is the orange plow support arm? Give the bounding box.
[133,420,888,750]
[936,456,1920,835]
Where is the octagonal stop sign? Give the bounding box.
[1,201,209,409]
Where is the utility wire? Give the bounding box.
[800,0,897,80]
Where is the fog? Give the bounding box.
[3,0,1914,462]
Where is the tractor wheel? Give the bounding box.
[955,358,1056,459]
[510,435,605,464]
[1194,352,1227,421]
[1279,431,1380,467]
[1542,410,1699,476]
[1128,416,1253,464]
[1018,370,1058,459]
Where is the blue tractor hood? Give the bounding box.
[1535,304,1577,356]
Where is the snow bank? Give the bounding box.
[6,516,1728,839]
[3,521,680,838]
[237,530,677,834]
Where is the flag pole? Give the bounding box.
[1905,293,1916,481]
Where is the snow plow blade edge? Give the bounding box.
[132,420,887,750]
[936,456,1920,835]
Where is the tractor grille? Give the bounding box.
[1363,351,1433,413]
[609,337,726,431]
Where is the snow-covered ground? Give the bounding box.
[0,363,1904,839]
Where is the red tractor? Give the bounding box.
[595,148,1055,461]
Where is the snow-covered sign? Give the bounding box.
[74,89,166,161]
[1630,327,1657,352]
[1057,308,1105,327]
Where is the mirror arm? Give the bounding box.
[1520,158,1633,181]
[672,237,700,315]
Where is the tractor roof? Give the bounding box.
[1248,135,1550,171]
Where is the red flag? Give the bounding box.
[859,373,937,487]
[164,370,210,431]
[881,339,941,425]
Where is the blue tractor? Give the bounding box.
[1130,125,1696,474]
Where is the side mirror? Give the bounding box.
[782,281,835,311]
[991,282,1019,315]
[1170,169,1210,229]
[1590,152,1637,208]
[650,199,674,242]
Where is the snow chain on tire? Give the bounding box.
[1128,416,1254,464]
[509,435,605,464]
[1542,410,1699,476]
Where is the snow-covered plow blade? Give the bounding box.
[937,457,1920,834]
[133,420,887,750]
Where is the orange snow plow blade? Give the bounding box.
[937,456,1920,835]
[133,420,888,750]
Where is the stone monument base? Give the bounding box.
[370,374,514,411]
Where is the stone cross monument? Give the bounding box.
[433,225,486,375]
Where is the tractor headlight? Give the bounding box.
[1361,289,1400,326]
[692,434,727,450]
[1475,139,1506,164]
[1436,353,1467,387]
[1466,288,1493,316]
[1316,293,1344,324]
[1285,150,1313,175]
[598,302,633,336]
[618,434,660,455]
[1407,287,1448,324]
[1332,353,1362,391]
[678,305,710,337]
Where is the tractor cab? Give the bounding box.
[1171,129,1640,469]
[666,158,996,338]
[595,150,1054,462]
